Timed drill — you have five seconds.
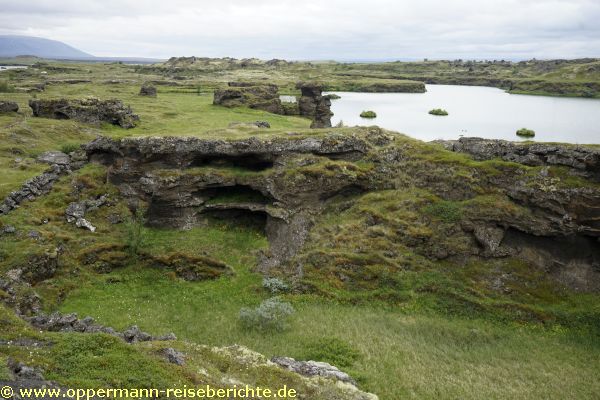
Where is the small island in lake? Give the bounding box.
[429,108,449,116]
[360,110,377,118]
[516,128,536,137]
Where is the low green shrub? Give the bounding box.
[429,108,448,116]
[125,208,146,257]
[262,277,289,294]
[60,142,80,154]
[360,110,377,118]
[239,297,295,331]
[516,128,535,137]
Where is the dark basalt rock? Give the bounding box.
[161,348,186,365]
[296,82,333,128]
[83,132,600,291]
[435,137,600,181]
[27,312,176,343]
[84,134,372,268]
[21,250,60,283]
[139,83,157,97]
[0,100,19,113]
[0,164,71,215]
[29,98,139,128]
[213,82,283,114]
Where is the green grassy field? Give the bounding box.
[57,224,600,400]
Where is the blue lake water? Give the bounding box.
[327,85,600,144]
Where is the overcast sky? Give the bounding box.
[0,0,599,60]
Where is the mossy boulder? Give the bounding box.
[145,252,234,281]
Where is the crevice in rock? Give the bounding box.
[501,228,600,292]
[320,184,366,201]
[202,185,272,205]
[190,153,274,171]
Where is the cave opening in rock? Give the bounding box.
[191,154,274,171]
[53,111,69,119]
[200,208,268,233]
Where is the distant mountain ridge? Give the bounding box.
[0,35,93,59]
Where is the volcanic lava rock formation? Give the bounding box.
[297,82,333,128]
[436,137,600,182]
[29,98,139,128]
[84,132,372,268]
[84,130,600,290]
[0,100,19,113]
[213,82,284,114]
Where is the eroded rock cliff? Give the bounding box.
[83,131,600,292]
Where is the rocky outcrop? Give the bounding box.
[84,134,372,268]
[65,194,109,232]
[0,150,87,215]
[0,164,70,215]
[271,356,357,385]
[213,82,284,114]
[0,100,19,112]
[161,348,185,365]
[139,83,157,97]
[296,82,333,128]
[435,137,600,181]
[37,151,70,166]
[27,312,176,343]
[29,98,139,128]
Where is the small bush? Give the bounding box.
[125,208,146,257]
[0,80,15,93]
[429,108,448,116]
[60,142,80,154]
[239,297,295,331]
[262,277,289,294]
[516,128,535,137]
[300,337,361,368]
[360,110,377,118]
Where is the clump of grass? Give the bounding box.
[239,297,295,331]
[516,128,535,137]
[299,337,361,368]
[423,200,463,223]
[60,142,80,154]
[429,108,448,116]
[360,110,377,118]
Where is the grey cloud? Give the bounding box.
[0,0,598,59]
